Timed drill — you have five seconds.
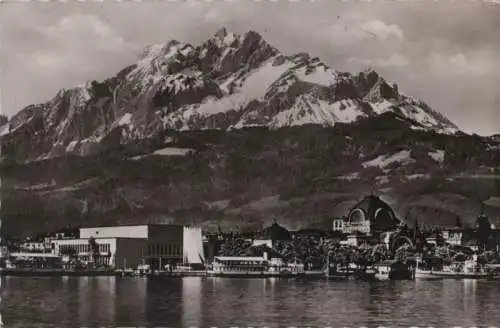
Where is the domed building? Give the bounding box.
[333,195,401,236]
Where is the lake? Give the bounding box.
[2,276,500,327]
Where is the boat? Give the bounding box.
[324,264,376,280]
[414,256,443,280]
[485,264,500,280]
[116,268,135,277]
[134,264,152,277]
[207,254,306,278]
[373,260,414,280]
[430,256,493,279]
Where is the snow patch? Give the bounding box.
[376,176,390,184]
[66,141,78,152]
[428,149,445,163]
[118,113,132,126]
[362,150,415,169]
[269,97,364,128]
[152,147,192,156]
[187,57,294,116]
[399,105,439,127]
[0,124,10,137]
[295,65,336,86]
[223,32,237,46]
[335,172,360,181]
[370,100,394,115]
[158,74,206,95]
[406,174,429,180]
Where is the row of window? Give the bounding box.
[147,243,181,256]
[214,261,265,266]
[214,266,266,271]
[333,221,344,229]
[59,244,111,254]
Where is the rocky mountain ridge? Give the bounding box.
[1,28,458,164]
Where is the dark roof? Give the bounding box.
[351,195,394,215]
[263,223,292,241]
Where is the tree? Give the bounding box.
[0,114,8,126]
[476,205,492,251]
[88,237,100,264]
[435,233,445,247]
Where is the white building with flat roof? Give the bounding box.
[52,224,205,270]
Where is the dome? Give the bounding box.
[263,222,292,241]
[347,195,400,232]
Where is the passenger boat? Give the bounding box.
[430,256,493,279]
[207,254,305,278]
[373,260,414,280]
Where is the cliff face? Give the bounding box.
[1,28,498,239]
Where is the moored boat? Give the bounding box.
[414,256,443,280]
[373,260,414,281]
[207,254,306,278]
[430,255,493,279]
[324,264,376,280]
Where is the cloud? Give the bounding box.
[35,14,127,60]
[360,20,404,40]
[349,53,409,68]
[429,50,499,77]
[321,13,404,47]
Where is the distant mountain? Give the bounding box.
[1,28,458,164]
[1,28,498,239]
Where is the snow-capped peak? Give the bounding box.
[2,28,462,162]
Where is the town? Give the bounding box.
[2,195,500,280]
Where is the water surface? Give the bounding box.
[2,276,500,327]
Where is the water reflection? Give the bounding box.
[182,277,202,327]
[2,277,500,328]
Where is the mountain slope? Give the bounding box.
[1,121,499,239]
[1,28,458,164]
[3,28,497,240]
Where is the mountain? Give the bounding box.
[1,28,457,164]
[1,28,498,239]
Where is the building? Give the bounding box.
[333,195,401,236]
[252,222,292,248]
[442,228,465,246]
[19,241,51,253]
[52,224,204,270]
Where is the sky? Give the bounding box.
[1,0,499,135]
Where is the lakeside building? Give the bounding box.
[52,224,204,270]
[333,195,402,247]
[19,241,51,253]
